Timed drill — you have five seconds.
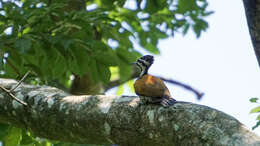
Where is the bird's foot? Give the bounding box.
[160,98,177,108]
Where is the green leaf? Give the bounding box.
[97,63,111,83]
[202,11,214,16]
[95,49,119,66]
[139,31,148,47]
[8,51,24,71]
[14,38,32,54]
[89,40,108,51]
[153,29,168,39]
[193,24,201,38]
[257,114,260,121]
[252,120,260,130]
[68,58,80,76]
[70,48,90,76]
[52,53,67,79]
[126,79,135,93]
[0,123,9,140]
[177,0,197,13]
[89,59,99,82]
[25,63,43,78]
[116,48,140,63]
[250,98,258,103]
[192,19,208,38]
[250,106,260,113]
[59,37,73,50]
[145,43,160,54]
[109,66,119,80]
[183,23,190,35]
[39,141,53,146]
[3,126,22,146]
[116,84,124,95]
[118,61,132,82]
[20,130,35,145]
[3,59,18,77]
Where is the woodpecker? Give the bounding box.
[133,55,176,107]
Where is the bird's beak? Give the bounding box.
[130,62,136,65]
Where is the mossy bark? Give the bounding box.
[0,78,260,146]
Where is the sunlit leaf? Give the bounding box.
[116,84,124,95]
[20,130,35,145]
[126,79,135,93]
[4,126,22,146]
[250,106,260,113]
[257,114,260,121]
[109,66,119,80]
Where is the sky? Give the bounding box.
[107,0,260,135]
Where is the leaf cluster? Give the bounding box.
[0,123,104,146]
[0,0,211,89]
[250,98,260,130]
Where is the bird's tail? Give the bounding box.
[160,97,176,107]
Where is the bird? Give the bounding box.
[133,55,176,107]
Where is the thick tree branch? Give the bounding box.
[243,0,260,67]
[0,78,259,145]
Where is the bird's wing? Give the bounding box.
[134,75,171,98]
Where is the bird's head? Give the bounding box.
[135,55,154,77]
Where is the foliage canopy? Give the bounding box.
[0,0,211,89]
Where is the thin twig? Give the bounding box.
[10,71,31,92]
[104,66,139,92]
[105,66,204,100]
[159,77,204,100]
[0,85,28,106]
[0,71,31,106]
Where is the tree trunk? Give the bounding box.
[0,78,259,146]
[243,0,260,67]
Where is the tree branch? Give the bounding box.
[104,66,140,92]
[159,76,204,100]
[105,67,204,100]
[0,85,28,106]
[0,78,259,145]
[242,0,260,67]
[10,71,30,93]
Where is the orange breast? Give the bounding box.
[134,75,171,98]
